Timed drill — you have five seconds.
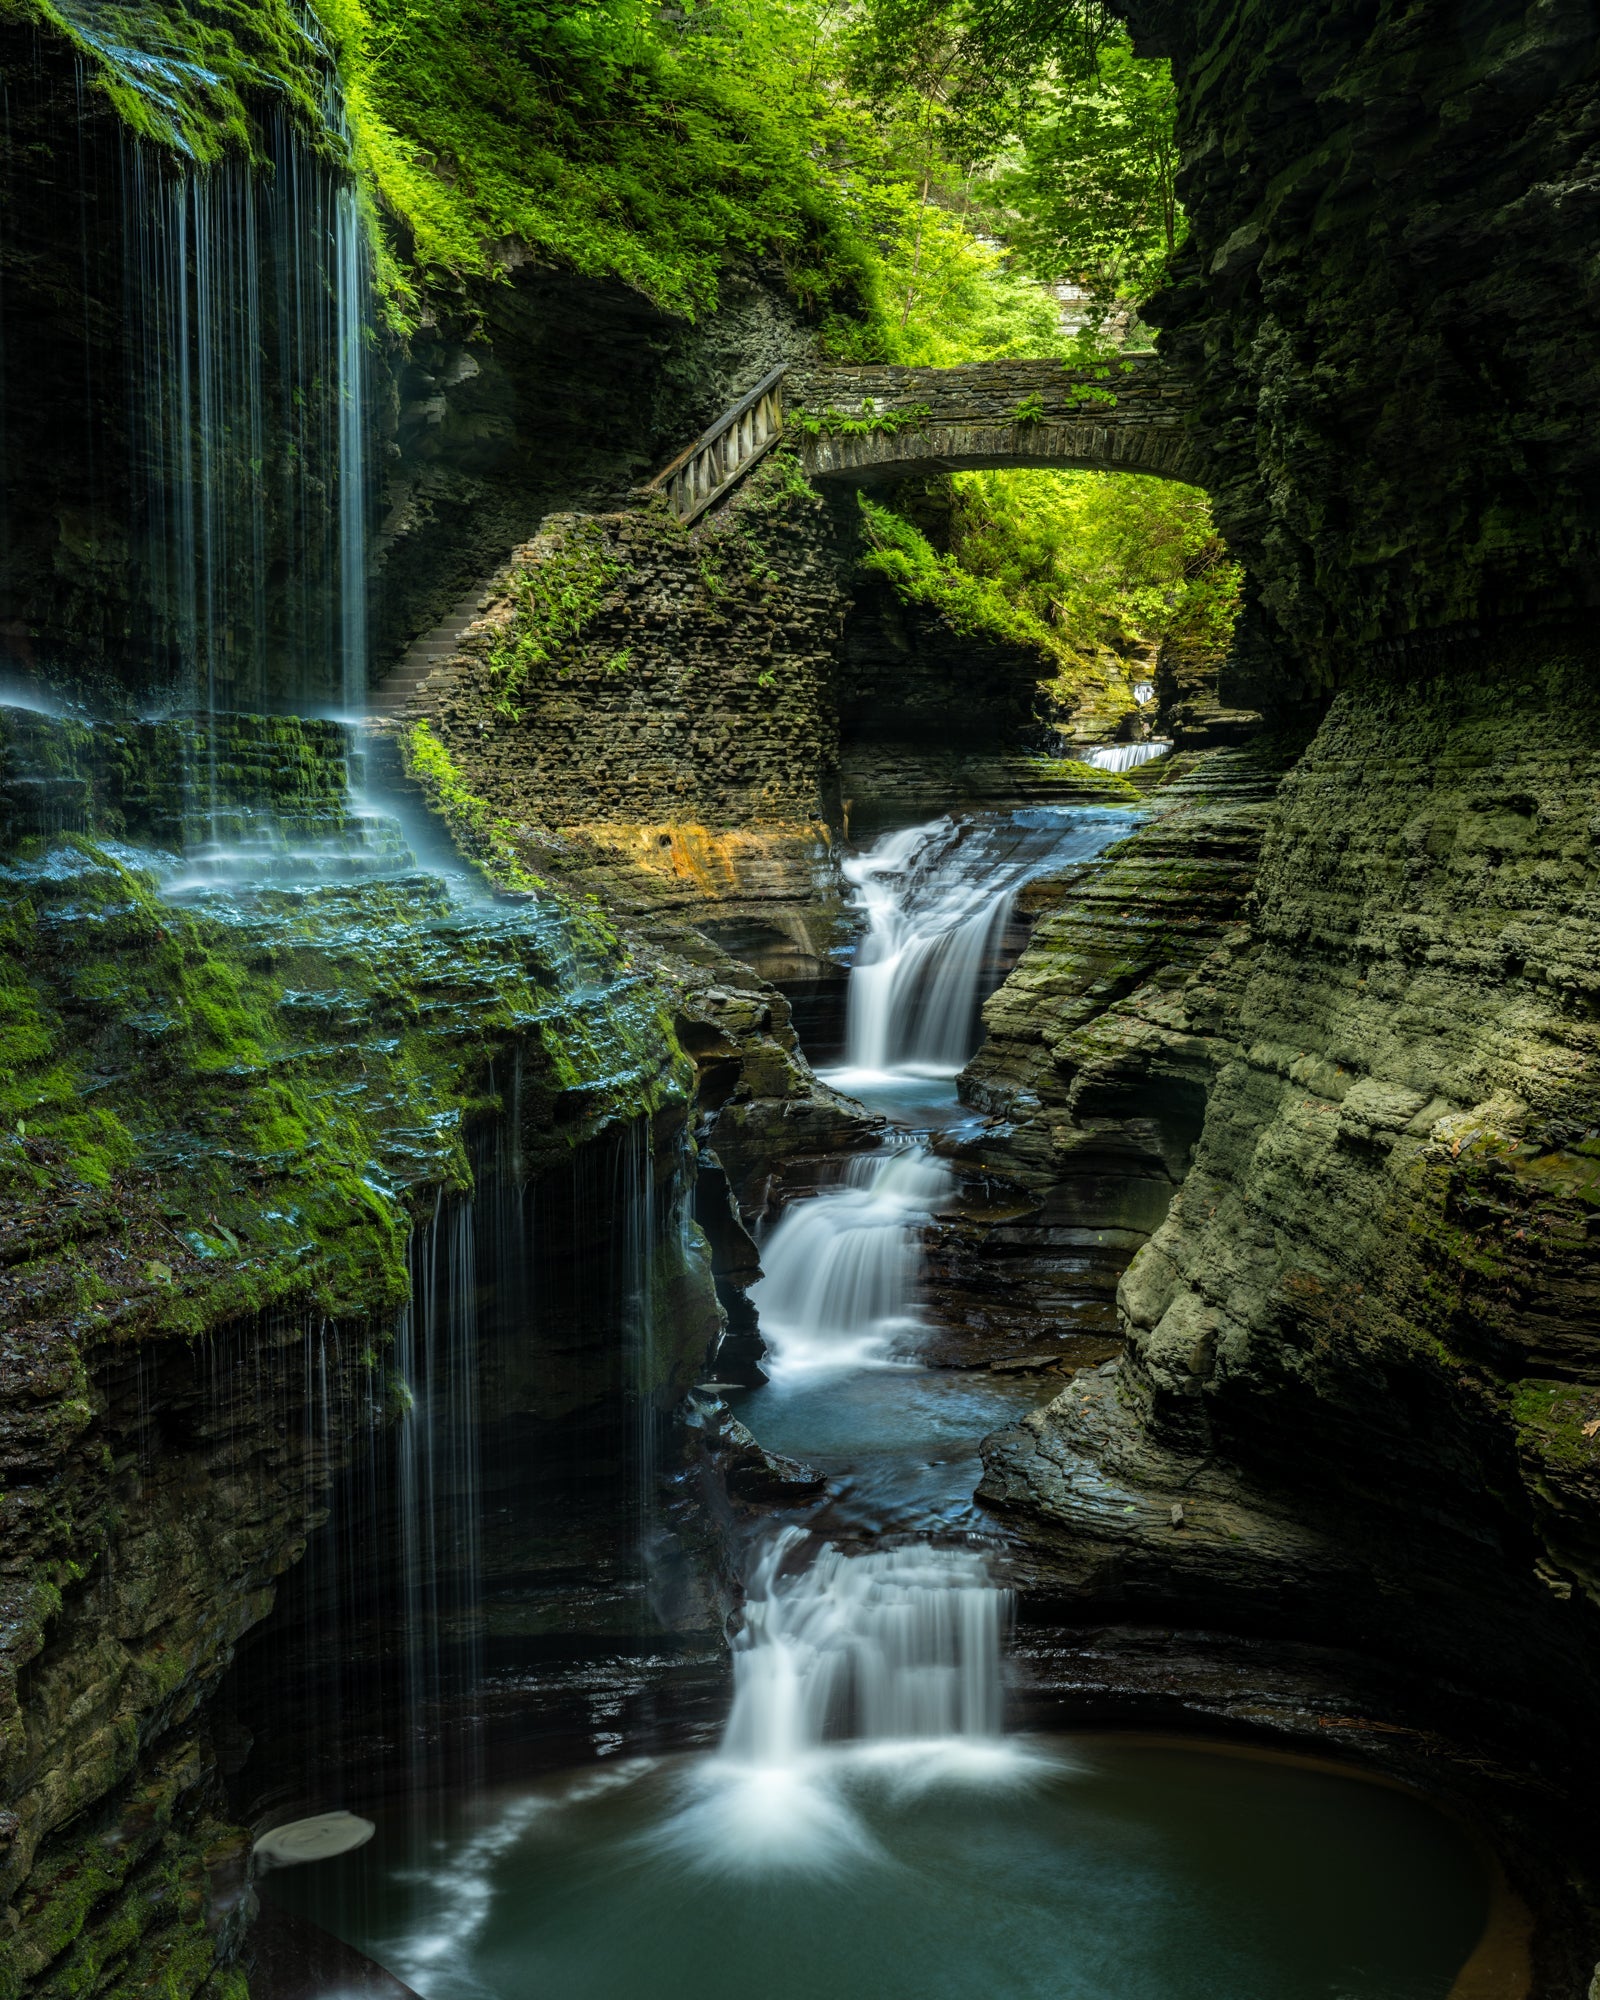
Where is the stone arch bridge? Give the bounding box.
[644,356,1203,524]
[789,355,1204,488]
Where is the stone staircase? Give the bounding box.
[367,585,488,719]
[367,371,795,723]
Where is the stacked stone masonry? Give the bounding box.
[791,357,1206,486]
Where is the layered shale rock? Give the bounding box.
[967,30,1600,1967]
[983,645,1600,1751]
[1130,0,1600,705]
[961,747,1288,1200]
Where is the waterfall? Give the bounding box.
[837,812,1129,1079]
[621,1119,663,1565]
[751,1148,953,1376]
[657,1526,1028,1875]
[335,185,369,718]
[1082,740,1170,772]
[723,1529,1006,1756]
[393,1190,485,1787]
[121,118,373,719]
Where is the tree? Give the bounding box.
[998,42,1180,315]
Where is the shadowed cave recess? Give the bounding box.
[2,1,1600,1996]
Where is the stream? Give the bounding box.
[263,808,1501,1999]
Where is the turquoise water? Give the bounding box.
[263,1735,1490,2000]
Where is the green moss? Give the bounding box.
[4,0,338,165]
[0,710,681,1352]
[792,400,932,440]
[486,524,624,715]
[1513,1379,1600,1471]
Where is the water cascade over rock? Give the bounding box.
[835,811,1134,1085]
[752,1148,955,1375]
[1081,740,1170,773]
[660,1525,1018,1874]
[712,805,1141,1867]
[122,127,374,717]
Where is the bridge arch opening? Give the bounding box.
[833,451,1241,842]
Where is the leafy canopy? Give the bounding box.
[951,469,1242,667]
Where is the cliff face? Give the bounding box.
[0,711,719,1999]
[1132,0,1600,702]
[983,0,1600,1836]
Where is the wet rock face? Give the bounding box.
[966,12,1600,1887]
[961,747,1290,1200]
[995,647,1600,1738]
[1129,0,1600,699]
[0,1313,375,2000]
[0,709,721,1998]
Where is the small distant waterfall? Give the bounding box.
[752,1148,953,1375]
[1082,740,1170,772]
[839,813,1129,1077]
[121,120,374,718]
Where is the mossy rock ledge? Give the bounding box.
[0,705,709,2000]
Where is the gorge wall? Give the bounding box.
[960,2,1600,1927]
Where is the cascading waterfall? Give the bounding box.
[659,1525,1027,1874]
[752,810,1132,1379]
[122,116,373,720]
[1083,739,1170,772]
[724,1528,1006,1754]
[751,1148,954,1375]
[836,812,1130,1079]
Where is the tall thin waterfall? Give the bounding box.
[393,1190,485,1782]
[335,184,369,716]
[121,120,373,717]
[839,813,1128,1077]
[621,1119,662,1562]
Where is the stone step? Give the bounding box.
[370,586,491,711]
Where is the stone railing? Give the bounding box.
[646,364,788,523]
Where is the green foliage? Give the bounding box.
[322,0,882,325]
[950,468,1242,667]
[850,0,1120,111]
[995,42,1182,318]
[11,0,335,163]
[487,524,621,713]
[857,492,1068,664]
[792,400,933,439]
[29,0,1175,366]
[401,720,545,892]
[852,2,1181,331]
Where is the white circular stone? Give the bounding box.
[252,1810,375,1868]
